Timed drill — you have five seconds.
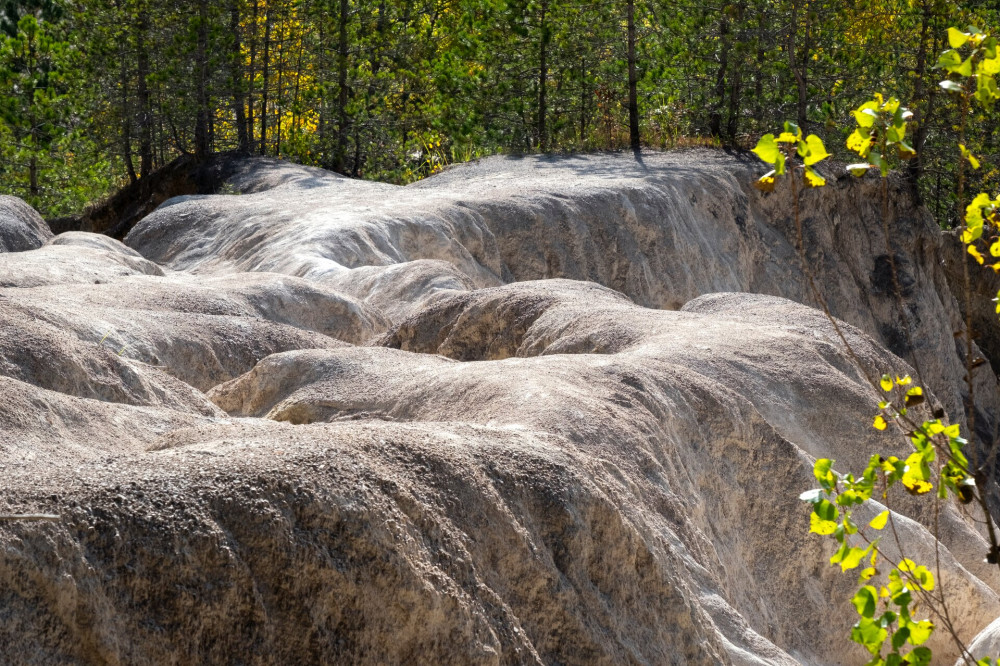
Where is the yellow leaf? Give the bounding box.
[948,27,970,49]
[895,375,912,386]
[802,166,826,188]
[969,244,986,265]
[880,374,893,391]
[755,172,776,193]
[802,135,830,166]
[869,510,889,530]
[847,128,872,155]
[903,478,933,494]
[960,144,981,169]
[809,512,838,535]
[873,415,888,431]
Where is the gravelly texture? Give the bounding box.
[2,151,999,664]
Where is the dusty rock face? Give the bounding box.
[125,152,997,445]
[3,153,1000,664]
[0,195,53,252]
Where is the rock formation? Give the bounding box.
[1,150,999,664]
[0,195,52,252]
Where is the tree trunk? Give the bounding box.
[115,0,137,184]
[579,55,587,147]
[136,6,153,177]
[788,0,808,130]
[627,0,640,150]
[753,4,765,125]
[275,7,285,157]
[709,9,730,140]
[247,0,259,152]
[194,0,210,159]
[230,0,249,153]
[726,2,746,143]
[907,0,936,191]
[537,0,548,152]
[335,0,349,174]
[259,11,271,156]
[291,26,305,153]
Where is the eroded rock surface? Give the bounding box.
[126,152,998,444]
[2,153,1000,664]
[0,195,52,252]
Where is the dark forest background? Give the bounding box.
[1,0,997,224]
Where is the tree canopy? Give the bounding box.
[0,0,996,220]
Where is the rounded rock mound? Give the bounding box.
[0,196,53,252]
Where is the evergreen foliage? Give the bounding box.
[0,1,995,221]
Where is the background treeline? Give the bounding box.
[1,0,998,222]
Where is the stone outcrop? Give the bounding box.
[0,195,52,252]
[2,151,1000,664]
[126,151,998,445]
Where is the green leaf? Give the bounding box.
[782,120,802,139]
[774,151,786,176]
[869,150,888,177]
[853,106,878,128]
[810,499,839,535]
[937,49,962,71]
[869,510,889,530]
[833,544,869,571]
[851,617,888,654]
[959,55,975,77]
[892,625,910,650]
[814,459,836,491]
[853,585,879,618]
[906,646,932,666]
[751,134,779,164]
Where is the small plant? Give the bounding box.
[752,25,1000,664]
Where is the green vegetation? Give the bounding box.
[750,24,1000,664]
[0,0,998,218]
